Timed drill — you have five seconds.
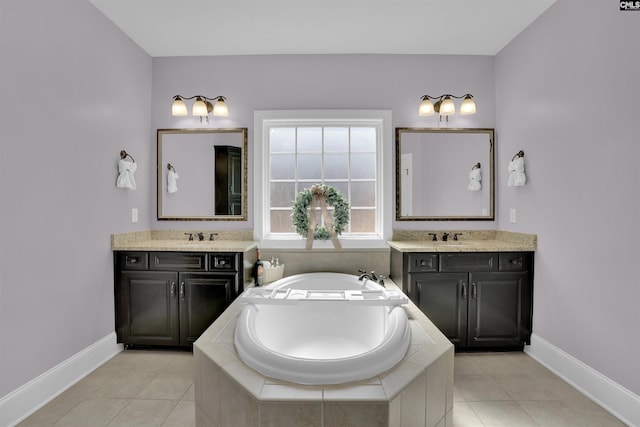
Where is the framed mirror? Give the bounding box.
[157,128,248,220]
[396,128,494,221]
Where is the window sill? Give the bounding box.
[258,238,390,251]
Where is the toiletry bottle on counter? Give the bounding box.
[255,248,264,286]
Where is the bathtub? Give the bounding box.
[234,272,411,385]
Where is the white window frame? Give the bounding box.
[254,110,393,249]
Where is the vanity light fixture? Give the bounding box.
[418,94,476,121]
[171,95,229,123]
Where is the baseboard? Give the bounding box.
[525,333,640,427]
[0,332,122,427]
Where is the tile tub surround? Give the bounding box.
[194,280,454,427]
[111,230,257,252]
[389,230,537,252]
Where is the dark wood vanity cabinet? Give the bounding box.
[391,251,533,350]
[114,251,243,347]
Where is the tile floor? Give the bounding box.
[18,349,626,427]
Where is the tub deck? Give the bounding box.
[194,278,454,427]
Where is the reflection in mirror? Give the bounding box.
[396,128,494,221]
[157,128,248,220]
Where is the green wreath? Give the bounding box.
[291,184,350,240]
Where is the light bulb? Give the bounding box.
[418,98,435,116]
[213,98,229,116]
[460,95,476,115]
[171,97,187,116]
[439,96,455,115]
[192,97,208,116]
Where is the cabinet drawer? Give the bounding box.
[440,253,497,272]
[408,253,438,272]
[119,252,149,270]
[209,253,238,271]
[151,252,207,271]
[499,252,530,272]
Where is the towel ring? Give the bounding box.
[471,162,481,170]
[512,150,524,161]
[120,150,135,163]
[167,163,176,173]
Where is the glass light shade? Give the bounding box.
[192,97,208,116]
[171,98,188,116]
[439,96,455,115]
[213,98,229,116]
[460,96,476,115]
[418,98,435,116]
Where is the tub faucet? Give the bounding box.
[197,232,205,241]
[442,232,450,242]
[357,270,385,287]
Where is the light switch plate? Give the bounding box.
[509,208,517,224]
[132,208,139,223]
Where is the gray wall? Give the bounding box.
[151,54,497,230]
[0,0,151,396]
[496,0,640,394]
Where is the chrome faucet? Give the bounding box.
[357,270,386,287]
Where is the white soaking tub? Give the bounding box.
[234,272,411,385]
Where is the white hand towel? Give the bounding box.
[167,170,179,193]
[508,157,526,187]
[468,168,482,191]
[116,160,137,190]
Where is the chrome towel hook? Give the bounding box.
[120,150,135,162]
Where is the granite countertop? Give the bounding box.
[111,230,258,252]
[388,230,537,253]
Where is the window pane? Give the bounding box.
[270,209,295,233]
[350,153,376,179]
[351,181,375,207]
[324,181,349,201]
[298,154,322,179]
[351,127,377,152]
[350,209,376,233]
[297,127,322,152]
[324,153,349,179]
[324,127,349,151]
[270,128,295,152]
[270,154,295,179]
[271,182,295,207]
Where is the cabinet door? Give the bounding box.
[413,272,468,348]
[116,271,179,346]
[467,272,530,349]
[178,272,234,346]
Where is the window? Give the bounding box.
[254,110,392,248]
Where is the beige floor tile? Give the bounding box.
[518,398,627,427]
[161,400,196,427]
[451,401,485,427]
[106,399,176,427]
[21,350,627,427]
[102,371,158,399]
[18,393,84,426]
[137,372,194,400]
[53,398,129,427]
[491,373,584,401]
[454,374,512,402]
[469,401,538,427]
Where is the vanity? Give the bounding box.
[389,231,536,351]
[112,231,257,348]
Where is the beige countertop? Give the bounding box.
[388,230,537,253]
[111,230,257,252]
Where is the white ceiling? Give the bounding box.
[89,0,556,57]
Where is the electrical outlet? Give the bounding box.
[132,208,139,223]
[509,208,517,224]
